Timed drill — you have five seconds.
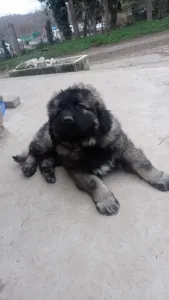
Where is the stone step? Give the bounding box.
[3,96,21,109]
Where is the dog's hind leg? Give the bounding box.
[39,157,56,183]
[13,122,54,179]
[13,150,37,177]
[120,135,169,192]
[12,150,28,165]
[21,154,37,177]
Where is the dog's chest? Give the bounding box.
[56,142,116,175]
[56,143,82,160]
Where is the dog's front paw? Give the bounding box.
[95,191,120,216]
[21,163,37,177]
[151,173,169,192]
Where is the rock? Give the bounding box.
[16,61,26,70]
[25,58,39,68]
[50,58,57,66]
[39,57,45,63]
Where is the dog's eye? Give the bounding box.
[77,104,85,110]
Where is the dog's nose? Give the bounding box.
[63,116,74,123]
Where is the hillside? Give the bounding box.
[0,10,55,41]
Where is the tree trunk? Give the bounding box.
[147,0,152,20]
[108,0,118,29]
[153,0,168,19]
[92,16,97,34]
[83,12,88,37]
[68,0,79,38]
[103,0,110,31]
[45,19,53,44]
[159,0,168,18]
[52,0,72,40]
[110,7,118,28]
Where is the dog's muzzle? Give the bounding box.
[61,110,74,124]
[63,116,74,124]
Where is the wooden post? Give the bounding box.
[8,23,21,56]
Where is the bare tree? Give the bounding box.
[154,0,168,18]
[68,0,79,38]
[103,0,110,30]
[147,0,152,20]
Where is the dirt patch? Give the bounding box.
[84,31,169,64]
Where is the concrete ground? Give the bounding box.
[1,41,169,300]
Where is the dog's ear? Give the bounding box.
[97,104,112,134]
[48,120,57,146]
[47,92,59,118]
[47,100,57,145]
[47,99,55,118]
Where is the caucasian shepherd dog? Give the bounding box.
[13,83,169,216]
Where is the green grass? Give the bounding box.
[1,16,169,72]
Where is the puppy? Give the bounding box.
[13,83,169,216]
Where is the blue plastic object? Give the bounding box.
[0,100,6,116]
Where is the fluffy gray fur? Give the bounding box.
[13,83,169,216]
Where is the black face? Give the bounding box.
[48,88,99,142]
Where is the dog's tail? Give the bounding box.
[12,150,29,165]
